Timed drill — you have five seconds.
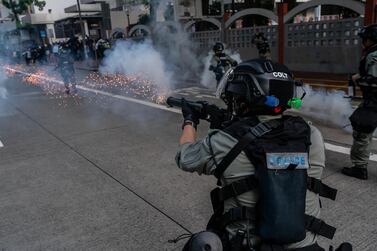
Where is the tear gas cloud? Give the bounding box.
[298,85,353,129]
[100,1,205,93]
[155,0,173,22]
[0,67,8,99]
[100,40,172,91]
[0,21,16,99]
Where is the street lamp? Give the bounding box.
[76,0,85,39]
[122,5,131,29]
[126,8,130,27]
[76,0,88,59]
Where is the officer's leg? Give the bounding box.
[183,231,223,251]
[350,130,373,166]
[62,76,70,94]
[342,130,372,179]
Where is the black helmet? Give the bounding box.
[358,24,377,43]
[217,59,301,116]
[213,42,224,53]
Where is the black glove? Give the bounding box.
[181,98,200,129]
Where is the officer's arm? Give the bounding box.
[359,54,377,85]
[176,130,238,175]
[209,56,218,70]
[179,125,196,145]
[176,130,217,175]
[226,55,238,66]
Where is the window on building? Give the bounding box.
[202,0,222,16]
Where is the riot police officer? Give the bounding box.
[176,59,351,251]
[209,43,238,85]
[56,43,77,95]
[251,32,271,60]
[343,24,377,180]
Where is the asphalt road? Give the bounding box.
[0,72,376,251]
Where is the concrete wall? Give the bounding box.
[188,17,363,74]
[285,17,363,73]
[111,11,128,30]
[174,0,203,20]
[0,3,11,19]
[110,6,146,30]
[226,26,279,62]
[128,16,363,74]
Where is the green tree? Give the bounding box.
[2,0,46,27]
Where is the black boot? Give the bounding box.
[342,166,368,180]
[335,242,352,251]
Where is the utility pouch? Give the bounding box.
[256,153,309,244]
[350,106,377,133]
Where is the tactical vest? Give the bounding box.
[207,116,337,250]
[359,44,377,101]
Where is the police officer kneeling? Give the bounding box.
[343,24,377,180]
[176,59,352,251]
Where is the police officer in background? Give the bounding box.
[251,32,271,60]
[56,43,77,95]
[343,24,377,180]
[176,59,351,251]
[209,42,238,84]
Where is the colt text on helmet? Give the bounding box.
[272,72,289,79]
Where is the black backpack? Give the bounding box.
[207,116,337,247]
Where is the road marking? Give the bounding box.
[12,91,41,97]
[6,67,377,161]
[0,140,3,148]
[78,86,182,114]
[325,143,377,162]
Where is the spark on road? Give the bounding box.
[3,64,168,106]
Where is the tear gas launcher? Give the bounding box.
[166,97,230,129]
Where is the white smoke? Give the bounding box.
[200,49,241,89]
[298,85,353,128]
[0,87,7,99]
[101,1,204,92]
[155,0,173,22]
[0,62,8,99]
[100,40,172,90]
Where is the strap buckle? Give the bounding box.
[305,215,336,239]
[307,177,338,200]
[307,177,321,192]
[308,217,325,233]
[250,122,271,137]
[230,182,240,197]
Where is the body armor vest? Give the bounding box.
[207,116,337,249]
[359,45,377,102]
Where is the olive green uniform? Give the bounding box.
[351,49,377,167]
[210,54,237,72]
[176,123,325,249]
